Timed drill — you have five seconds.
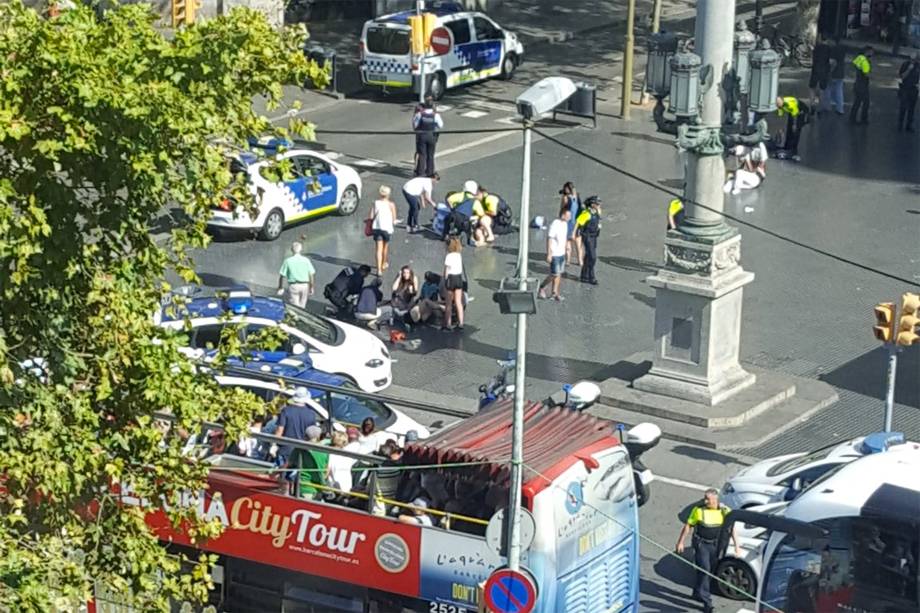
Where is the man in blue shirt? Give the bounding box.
[275,387,316,462]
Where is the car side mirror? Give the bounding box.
[292,342,307,356]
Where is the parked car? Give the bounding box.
[212,355,429,443]
[157,288,391,392]
[720,431,909,509]
[714,502,786,600]
[211,140,361,241]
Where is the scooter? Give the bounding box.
[618,422,662,507]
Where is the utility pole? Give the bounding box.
[883,344,898,432]
[505,122,532,572]
[754,0,763,36]
[416,0,426,104]
[621,0,636,119]
[652,0,662,33]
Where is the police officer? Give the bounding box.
[675,488,740,613]
[850,46,873,125]
[667,198,685,231]
[575,196,601,285]
[412,95,443,177]
[775,96,810,162]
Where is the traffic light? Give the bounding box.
[422,12,437,48]
[409,15,425,55]
[873,302,896,343]
[896,292,920,346]
[172,0,196,26]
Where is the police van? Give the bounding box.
[359,3,524,99]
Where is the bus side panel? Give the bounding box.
[530,447,640,613]
[418,529,512,611]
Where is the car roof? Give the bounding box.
[373,4,475,25]
[222,356,345,399]
[160,290,286,323]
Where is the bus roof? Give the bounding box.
[406,399,620,497]
[786,441,920,524]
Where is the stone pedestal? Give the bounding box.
[633,229,756,406]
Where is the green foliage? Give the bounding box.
[0,2,326,609]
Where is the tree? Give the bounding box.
[0,2,325,609]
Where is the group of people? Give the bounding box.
[537,183,604,300]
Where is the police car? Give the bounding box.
[156,288,392,392]
[211,142,362,241]
[359,3,524,99]
[213,355,429,444]
[720,431,910,509]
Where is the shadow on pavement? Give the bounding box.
[819,345,919,409]
[599,255,661,273]
[671,444,751,467]
[630,290,656,308]
[639,577,701,613]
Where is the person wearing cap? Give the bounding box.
[412,95,443,177]
[275,387,317,463]
[575,196,602,285]
[399,497,433,526]
[444,180,480,244]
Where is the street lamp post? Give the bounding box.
[503,77,576,571]
[634,0,757,405]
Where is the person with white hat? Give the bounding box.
[275,387,317,462]
[399,497,433,526]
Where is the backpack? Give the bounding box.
[493,198,514,235]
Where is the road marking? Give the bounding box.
[470,99,516,113]
[437,104,453,112]
[655,475,711,492]
[495,116,522,125]
[434,131,517,158]
[460,110,489,119]
[353,158,386,168]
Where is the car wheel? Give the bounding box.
[715,558,757,600]
[429,72,446,101]
[259,208,284,241]
[338,185,359,216]
[501,53,517,80]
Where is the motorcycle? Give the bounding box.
[619,422,661,507]
[478,356,517,410]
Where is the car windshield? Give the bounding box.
[325,382,395,430]
[285,305,340,346]
[366,26,410,55]
[766,442,842,476]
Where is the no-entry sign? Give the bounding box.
[483,568,538,613]
[429,26,453,55]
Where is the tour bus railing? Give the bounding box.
[151,411,489,527]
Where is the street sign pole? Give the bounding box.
[506,123,532,572]
[620,0,636,119]
[884,343,898,432]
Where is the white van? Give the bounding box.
[359,4,524,99]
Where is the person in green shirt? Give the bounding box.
[291,425,328,499]
[277,241,316,308]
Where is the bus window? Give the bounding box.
[761,517,919,613]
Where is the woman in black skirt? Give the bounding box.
[442,237,465,331]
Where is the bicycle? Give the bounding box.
[768,26,813,69]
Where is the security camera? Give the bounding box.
[516,77,577,120]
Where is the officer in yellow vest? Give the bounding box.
[667,198,685,231]
[775,96,810,161]
[850,46,873,125]
[676,488,740,613]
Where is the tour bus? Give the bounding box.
[718,433,920,613]
[118,399,652,612]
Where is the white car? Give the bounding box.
[215,363,429,444]
[157,289,392,392]
[211,145,362,241]
[714,502,786,600]
[721,431,909,509]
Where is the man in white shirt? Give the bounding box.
[402,173,439,233]
[537,207,572,301]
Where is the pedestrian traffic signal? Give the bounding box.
[896,292,920,346]
[873,302,896,343]
[409,15,425,56]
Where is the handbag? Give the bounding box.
[364,218,373,237]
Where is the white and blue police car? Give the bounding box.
[211,139,362,241]
[156,288,392,393]
[359,3,524,99]
[213,354,430,444]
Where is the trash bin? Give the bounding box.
[568,82,596,117]
[303,44,338,93]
